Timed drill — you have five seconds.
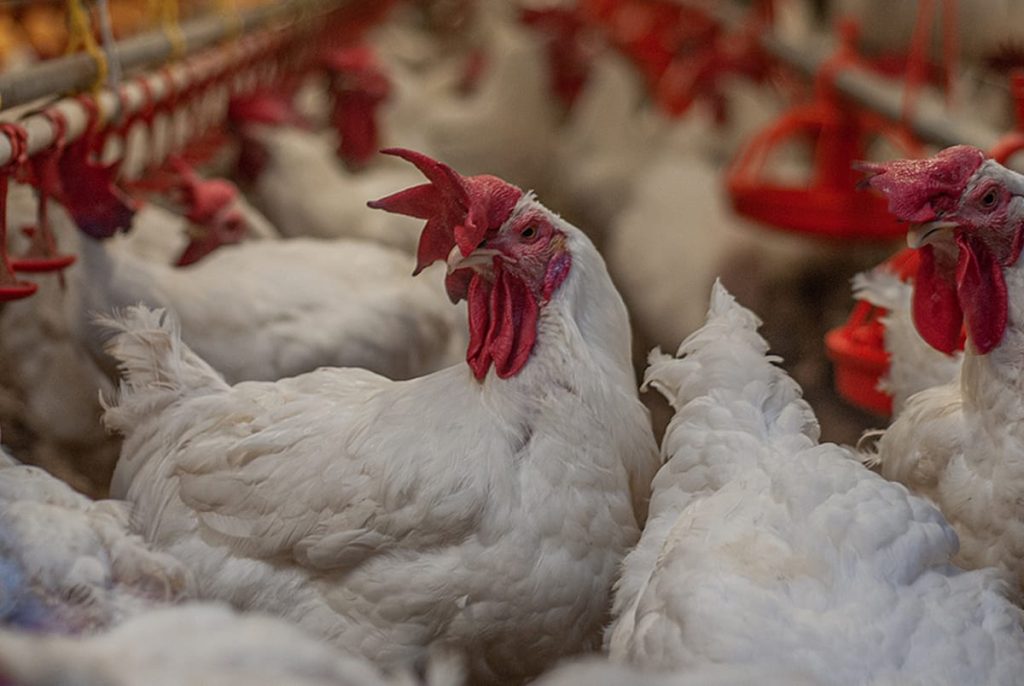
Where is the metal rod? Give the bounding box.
[693,0,1012,154]
[0,0,339,112]
[756,30,1004,152]
[0,3,332,165]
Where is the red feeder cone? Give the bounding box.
[726,20,922,241]
[10,224,76,272]
[10,110,76,274]
[0,123,36,301]
[826,298,891,416]
[825,248,962,417]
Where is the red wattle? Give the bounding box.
[912,244,964,354]
[956,234,1008,354]
[465,266,540,381]
[444,268,473,304]
[332,95,380,169]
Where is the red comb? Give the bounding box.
[367,148,523,274]
[164,157,234,221]
[857,145,986,222]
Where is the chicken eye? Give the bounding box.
[521,225,537,240]
[981,188,999,209]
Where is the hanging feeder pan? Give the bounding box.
[824,248,948,417]
[0,279,37,301]
[10,228,77,272]
[10,254,76,273]
[726,99,920,241]
[9,225,77,273]
[825,299,891,416]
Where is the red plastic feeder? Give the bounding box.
[726,22,921,241]
[580,0,717,81]
[826,299,892,416]
[830,73,1022,416]
[10,110,76,274]
[0,123,37,301]
[10,226,76,272]
[825,248,926,416]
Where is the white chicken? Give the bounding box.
[606,282,1024,684]
[113,191,277,266]
[73,231,461,384]
[0,437,190,633]
[99,149,660,684]
[605,111,817,353]
[233,115,424,254]
[403,1,562,195]
[863,146,1024,589]
[548,50,657,248]
[235,7,560,254]
[0,604,426,686]
[0,181,462,495]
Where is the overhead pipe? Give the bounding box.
[708,3,1005,153]
[757,32,1001,152]
[0,0,346,164]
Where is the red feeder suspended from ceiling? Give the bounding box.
[0,123,37,301]
[825,248,923,417]
[726,20,922,241]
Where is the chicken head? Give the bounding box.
[862,145,1024,354]
[323,45,391,171]
[368,147,573,380]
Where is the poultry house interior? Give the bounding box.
[3,0,1024,684]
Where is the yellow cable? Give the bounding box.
[216,0,242,43]
[150,0,185,61]
[65,0,109,93]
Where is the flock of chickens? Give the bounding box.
[4,0,1024,684]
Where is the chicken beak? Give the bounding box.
[907,220,959,248]
[446,245,502,275]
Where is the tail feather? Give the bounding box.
[643,281,818,441]
[97,305,228,433]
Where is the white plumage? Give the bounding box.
[239,125,425,253]
[0,191,463,495]
[852,265,962,415]
[75,233,462,384]
[0,603,426,686]
[98,192,659,683]
[0,443,190,633]
[605,128,813,352]
[534,658,818,686]
[867,155,1024,591]
[607,282,1024,684]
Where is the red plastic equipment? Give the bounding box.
[10,109,76,273]
[579,0,722,117]
[829,66,1019,417]
[825,249,923,416]
[0,124,37,301]
[725,21,922,241]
